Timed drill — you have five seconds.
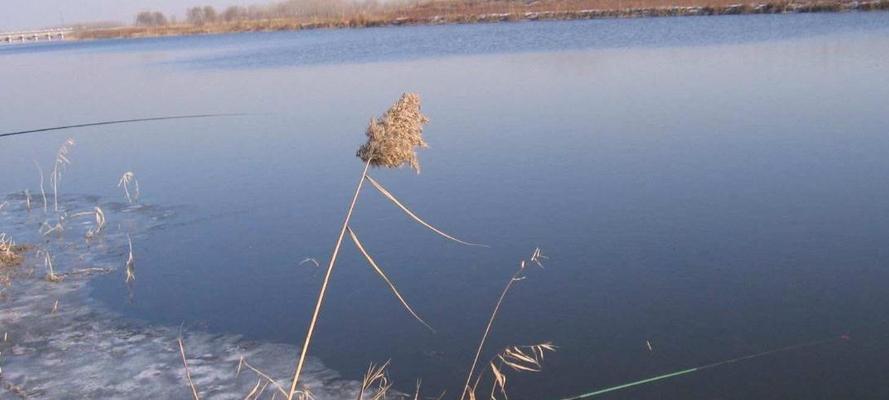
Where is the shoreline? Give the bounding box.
[68,0,889,41]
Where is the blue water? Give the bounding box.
[2,12,889,399]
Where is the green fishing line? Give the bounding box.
[558,337,840,400]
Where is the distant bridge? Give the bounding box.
[1,28,73,44]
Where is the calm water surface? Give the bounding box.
[2,12,889,399]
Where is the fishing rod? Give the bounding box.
[557,334,850,400]
[0,113,248,139]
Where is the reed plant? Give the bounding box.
[23,189,32,212]
[33,160,48,213]
[50,138,75,212]
[41,250,61,282]
[118,172,140,204]
[125,234,135,283]
[286,93,484,400]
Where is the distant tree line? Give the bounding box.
[135,11,169,26]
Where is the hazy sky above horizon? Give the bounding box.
[0,0,256,31]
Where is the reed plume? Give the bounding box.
[356,93,429,173]
[464,342,556,400]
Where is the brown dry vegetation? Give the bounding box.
[70,0,889,41]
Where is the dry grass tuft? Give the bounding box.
[461,249,551,400]
[0,234,29,288]
[0,234,26,268]
[356,93,429,173]
[474,342,557,400]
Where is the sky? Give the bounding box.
[0,0,256,31]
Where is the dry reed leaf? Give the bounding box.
[347,226,435,333]
[365,175,487,247]
[490,362,506,393]
[356,93,429,173]
[530,247,547,268]
[298,258,320,268]
[497,343,556,374]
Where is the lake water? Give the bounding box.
[2,12,889,399]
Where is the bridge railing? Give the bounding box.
[1,28,74,44]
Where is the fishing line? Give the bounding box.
[558,335,846,400]
[0,113,248,139]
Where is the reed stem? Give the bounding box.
[287,159,372,400]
